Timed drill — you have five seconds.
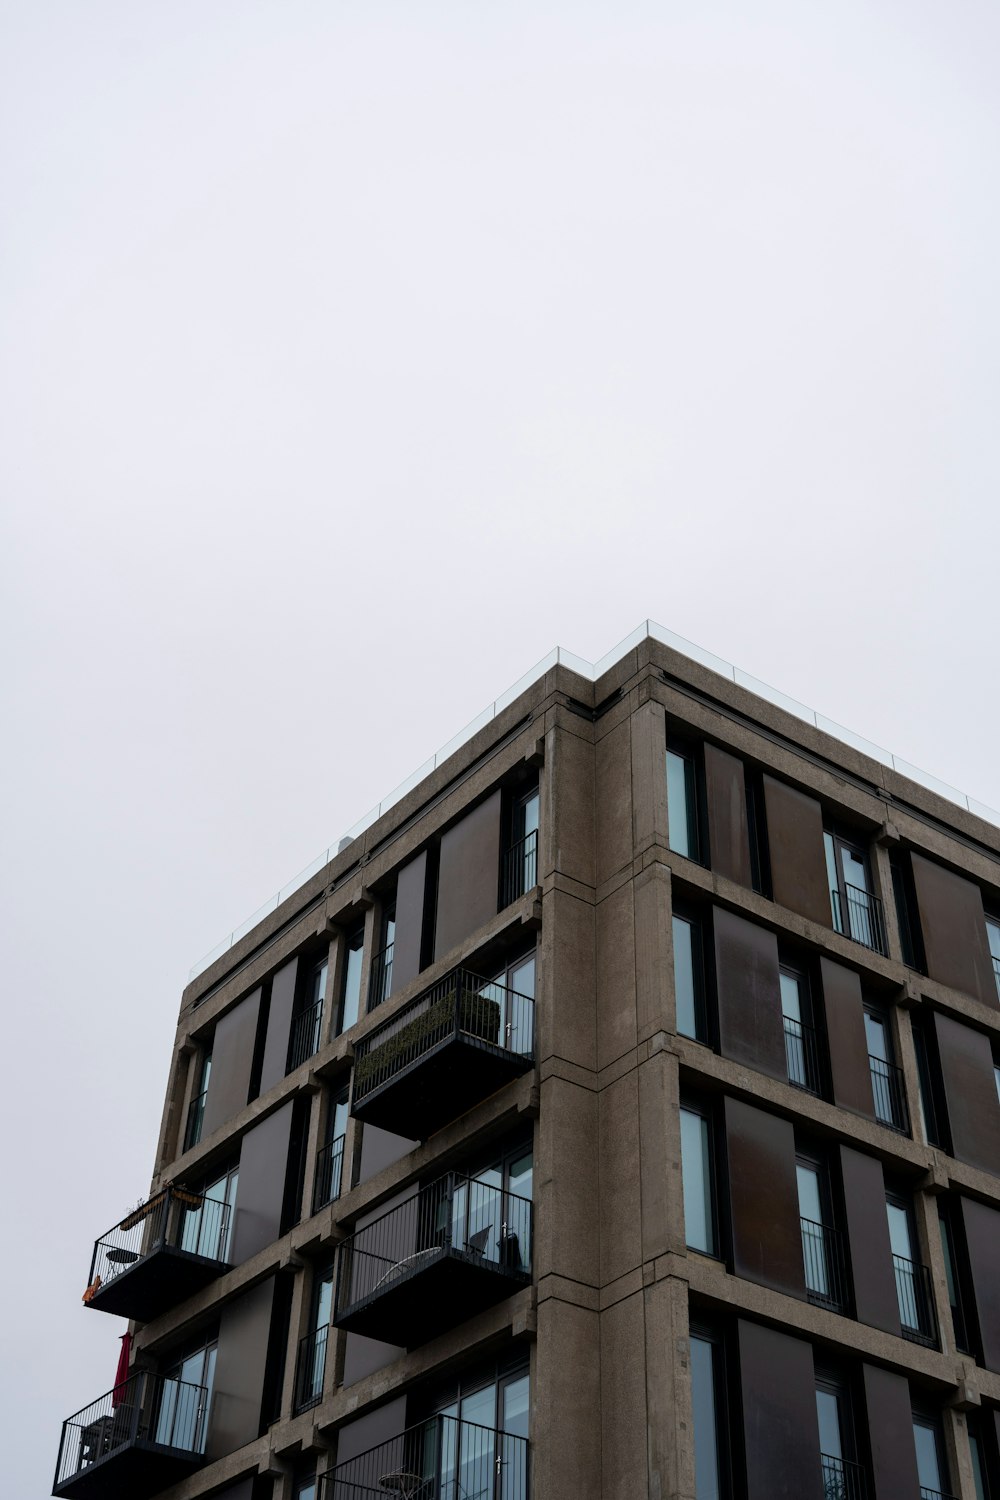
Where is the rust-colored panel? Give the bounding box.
[258,958,297,1095]
[231,1101,295,1264]
[334,1396,407,1463]
[761,776,830,926]
[714,907,785,1081]
[704,743,752,886]
[820,959,875,1118]
[393,850,428,992]
[725,1098,806,1299]
[839,1145,898,1335]
[737,1320,823,1500]
[207,1277,276,1457]
[434,789,503,960]
[960,1197,1000,1373]
[911,853,995,1005]
[862,1364,921,1500]
[934,1013,1000,1177]
[201,989,261,1138]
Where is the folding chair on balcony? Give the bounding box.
[465,1224,492,1259]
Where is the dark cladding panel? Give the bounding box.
[434,789,502,961]
[820,959,875,1118]
[202,990,262,1138]
[231,1100,295,1264]
[393,850,429,992]
[258,958,298,1095]
[207,1277,276,1458]
[911,853,996,1005]
[862,1364,921,1500]
[737,1321,823,1500]
[212,1485,255,1500]
[704,743,753,887]
[960,1197,1000,1373]
[714,908,785,1081]
[357,1123,419,1185]
[934,1013,1000,1177]
[839,1145,899,1335]
[761,776,830,926]
[725,1098,805,1299]
[335,1397,408,1465]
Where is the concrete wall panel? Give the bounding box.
[596,880,636,1070]
[596,717,632,886]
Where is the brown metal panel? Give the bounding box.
[934,1012,1000,1177]
[960,1196,1000,1373]
[433,789,502,960]
[725,1098,806,1298]
[357,1123,419,1185]
[820,959,875,1118]
[393,850,428,992]
[334,1397,407,1464]
[714,907,786,1081]
[838,1145,899,1335]
[737,1320,823,1500]
[207,1277,276,1457]
[231,1100,295,1264]
[862,1363,921,1500]
[258,958,298,1095]
[911,853,996,1005]
[202,989,262,1138]
[761,775,830,926]
[704,743,752,886]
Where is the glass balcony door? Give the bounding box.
[155,1343,215,1453]
[180,1167,238,1262]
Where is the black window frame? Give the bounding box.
[672,903,710,1046]
[667,737,706,866]
[680,1097,720,1260]
[688,1318,732,1500]
[337,923,365,1037]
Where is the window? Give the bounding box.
[418,1361,530,1500]
[690,1329,725,1500]
[667,743,702,862]
[912,1414,952,1500]
[289,954,327,1071]
[156,1339,217,1453]
[368,899,396,1010]
[890,851,925,971]
[338,925,364,1036]
[824,830,888,955]
[887,1196,936,1346]
[911,1017,948,1150]
[987,916,1000,1002]
[181,1163,239,1262]
[796,1155,843,1311]
[680,1106,716,1256]
[314,1086,349,1212]
[968,1418,996,1500]
[780,965,820,1094]
[937,1202,973,1357]
[504,785,539,901]
[294,1472,317,1500]
[864,1006,909,1133]
[816,1377,863,1500]
[674,911,708,1043]
[295,1265,334,1411]
[448,1137,533,1273]
[185,1048,212,1150]
[482,950,535,1056]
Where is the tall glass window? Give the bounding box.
[680,1108,715,1255]
[969,1428,989,1500]
[690,1334,722,1500]
[673,914,706,1042]
[797,1161,830,1302]
[987,917,1000,1001]
[339,926,364,1035]
[913,1416,948,1499]
[667,747,700,861]
[780,968,815,1091]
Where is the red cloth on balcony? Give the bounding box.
[112,1332,131,1408]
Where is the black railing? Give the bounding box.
[54,1371,208,1490]
[800,1218,849,1312]
[783,1015,822,1095]
[289,999,324,1072]
[893,1253,938,1347]
[821,1453,868,1500]
[992,954,1000,1002]
[500,829,539,909]
[314,1134,346,1214]
[920,1490,958,1500]
[87,1187,231,1294]
[368,942,394,1010]
[353,968,535,1108]
[336,1171,532,1321]
[831,884,889,957]
[294,1324,330,1412]
[185,1089,208,1150]
[320,1414,528,1500]
[868,1056,909,1134]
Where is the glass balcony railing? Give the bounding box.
[320,1414,528,1500]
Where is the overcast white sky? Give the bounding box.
[4,2,1000,1493]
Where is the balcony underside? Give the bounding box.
[54,1440,202,1499]
[335,1246,530,1346]
[87,1246,228,1323]
[351,1034,533,1139]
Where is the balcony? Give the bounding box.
[294,1324,330,1413]
[83,1186,231,1323]
[500,828,539,909]
[868,1056,909,1134]
[800,1218,849,1313]
[893,1253,938,1348]
[321,1414,528,1500]
[351,968,535,1139]
[290,998,324,1071]
[821,1453,868,1500]
[334,1172,532,1346]
[783,1015,822,1095]
[831,884,889,957]
[313,1133,346,1214]
[53,1371,208,1499]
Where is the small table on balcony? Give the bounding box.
[377,1473,426,1498]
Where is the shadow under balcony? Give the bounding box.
[334,1172,532,1347]
[350,968,534,1139]
[83,1186,232,1323]
[320,1412,528,1500]
[53,1371,207,1499]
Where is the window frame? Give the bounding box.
[680,1100,719,1259]
[667,739,704,865]
[673,905,710,1045]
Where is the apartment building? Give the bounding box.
[53,628,1000,1500]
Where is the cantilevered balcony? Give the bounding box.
[320,1413,529,1500]
[83,1186,231,1323]
[334,1172,532,1346]
[53,1371,208,1499]
[351,967,534,1139]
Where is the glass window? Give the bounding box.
[680,1108,715,1255]
[157,1340,216,1453]
[913,1416,947,1497]
[690,1334,722,1500]
[970,1429,989,1500]
[780,968,815,1092]
[181,1166,238,1262]
[797,1161,832,1302]
[825,830,885,953]
[667,747,700,861]
[938,1207,970,1355]
[674,915,706,1042]
[339,926,364,1035]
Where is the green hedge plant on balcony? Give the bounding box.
[355,984,501,1094]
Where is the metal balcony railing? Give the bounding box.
[992,954,1000,1001]
[289,998,324,1072]
[500,829,539,909]
[783,1015,822,1095]
[184,1089,208,1150]
[320,1414,529,1500]
[821,1453,868,1500]
[314,1134,346,1214]
[893,1253,938,1347]
[294,1324,330,1413]
[920,1489,958,1500]
[831,884,889,957]
[368,942,394,1010]
[87,1187,231,1295]
[54,1371,208,1493]
[868,1056,910,1134]
[800,1218,849,1313]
